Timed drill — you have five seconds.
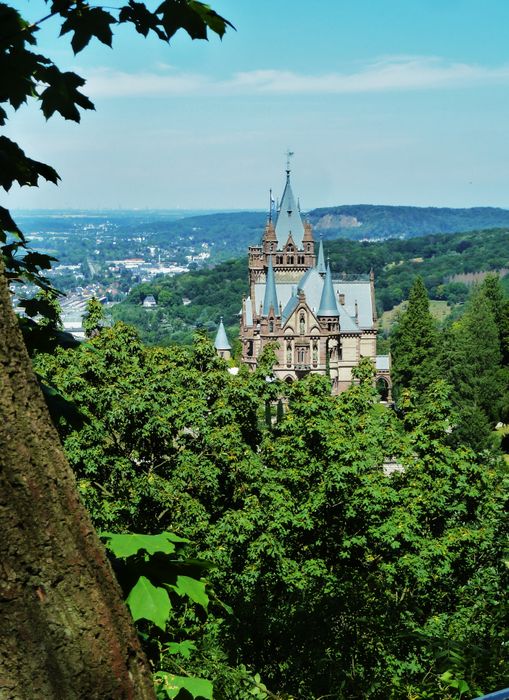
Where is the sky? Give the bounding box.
[6,0,509,210]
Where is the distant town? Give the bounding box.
[11,210,221,338]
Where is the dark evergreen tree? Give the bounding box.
[441,286,505,448]
[390,277,439,399]
[479,274,508,359]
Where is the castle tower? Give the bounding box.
[248,167,316,300]
[240,161,388,397]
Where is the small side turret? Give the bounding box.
[214,317,231,360]
[262,256,280,317]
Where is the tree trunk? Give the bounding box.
[0,265,156,699]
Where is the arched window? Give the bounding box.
[312,341,318,365]
[247,340,253,357]
[269,320,274,333]
[376,377,390,402]
[299,314,305,335]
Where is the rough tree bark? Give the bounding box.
[0,264,156,699]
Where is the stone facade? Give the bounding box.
[238,169,391,397]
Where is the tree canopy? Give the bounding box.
[34,322,509,699]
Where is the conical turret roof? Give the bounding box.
[275,170,305,249]
[262,255,279,316]
[317,237,326,274]
[318,262,339,316]
[214,317,231,350]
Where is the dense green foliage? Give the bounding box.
[392,275,509,450]
[111,258,246,347]
[35,317,509,699]
[112,227,509,346]
[102,531,217,700]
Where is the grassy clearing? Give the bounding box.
[380,300,452,332]
[494,423,509,464]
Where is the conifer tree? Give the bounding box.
[441,285,504,447]
[390,277,439,399]
[479,274,509,366]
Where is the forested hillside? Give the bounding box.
[112,227,509,346]
[308,204,509,240]
[111,204,509,260]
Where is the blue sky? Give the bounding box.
[6,0,509,210]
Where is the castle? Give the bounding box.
[214,166,391,398]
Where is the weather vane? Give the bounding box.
[285,149,294,173]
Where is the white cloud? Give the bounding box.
[81,56,509,98]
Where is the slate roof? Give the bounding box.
[262,255,279,316]
[376,355,390,371]
[274,172,305,249]
[214,317,231,350]
[316,237,326,274]
[317,263,339,316]
[252,266,374,333]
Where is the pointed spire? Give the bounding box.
[275,168,305,249]
[316,235,326,274]
[262,255,279,316]
[318,262,339,317]
[214,316,231,350]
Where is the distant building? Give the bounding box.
[142,295,157,308]
[234,166,391,397]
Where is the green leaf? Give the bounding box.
[60,7,115,53]
[165,640,197,659]
[188,0,235,38]
[457,680,470,694]
[0,207,24,239]
[38,66,95,122]
[126,575,171,630]
[154,672,213,699]
[174,575,209,610]
[101,532,184,557]
[119,1,167,40]
[156,0,233,41]
[0,137,60,191]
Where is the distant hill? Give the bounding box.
[125,205,509,259]
[306,204,509,240]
